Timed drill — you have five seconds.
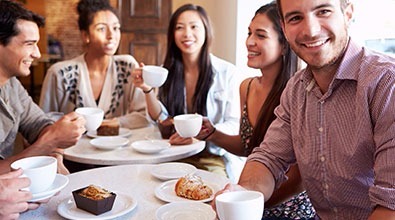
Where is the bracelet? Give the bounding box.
[143,87,153,94]
[51,151,64,156]
[203,127,216,140]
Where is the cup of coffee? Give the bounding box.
[142,65,168,87]
[215,190,264,220]
[10,156,57,194]
[75,107,104,131]
[173,114,203,138]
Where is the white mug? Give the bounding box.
[216,190,264,220]
[142,65,168,87]
[173,114,203,138]
[10,156,57,194]
[75,107,104,131]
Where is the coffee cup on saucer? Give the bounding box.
[11,156,57,194]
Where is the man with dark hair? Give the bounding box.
[0,1,86,218]
[215,0,395,219]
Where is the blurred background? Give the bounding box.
[19,0,395,103]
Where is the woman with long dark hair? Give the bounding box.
[195,2,316,219]
[132,4,241,178]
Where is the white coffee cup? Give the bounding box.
[10,156,57,194]
[173,114,203,138]
[215,190,264,220]
[142,65,168,87]
[75,107,104,131]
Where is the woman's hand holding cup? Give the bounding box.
[131,62,147,89]
[195,117,216,141]
[168,132,193,145]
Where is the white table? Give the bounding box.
[64,126,205,165]
[20,164,229,220]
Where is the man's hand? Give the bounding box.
[0,169,33,220]
[37,112,86,149]
[211,183,247,215]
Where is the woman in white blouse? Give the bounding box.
[132,4,242,180]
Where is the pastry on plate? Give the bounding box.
[97,118,120,136]
[175,174,213,200]
[72,185,116,215]
[79,185,113,200]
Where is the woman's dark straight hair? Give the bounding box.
[247,2,298,154]
[158,4,214,116]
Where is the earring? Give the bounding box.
[86,39,90,44]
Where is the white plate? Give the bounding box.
[155,179,219,203]
[90,137,130,150]
[29,174,69,202]
[131,140,170,154]
[86,128,132,138]
[57,192,137,220]
[151,162,197,180]
[156,202,216,220]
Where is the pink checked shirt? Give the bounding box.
[248,39,395,219]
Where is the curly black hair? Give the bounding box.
[77,0,118,31]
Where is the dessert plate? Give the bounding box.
[154,179,219,203]
[57,192,137,220]
[29,174,69,202]
[151,162,197,181]
[90,137,130,150]
[156,202,216,220]
[131,140,170,154]
[86,128,132,138]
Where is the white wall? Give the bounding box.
[350,0,395,58]
[235,0,272,78]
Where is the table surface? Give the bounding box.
[64,126,205,165]
[20,164,229,220]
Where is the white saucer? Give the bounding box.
[29,174,69,202]
[86,128,132,138]
[131,140,170,154]
[90,137,130,150]
[151,162,197,180]
[155,179,219,203]
[57,192,137,220]
[156,202,216,220]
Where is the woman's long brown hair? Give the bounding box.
[246,2,298,155]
